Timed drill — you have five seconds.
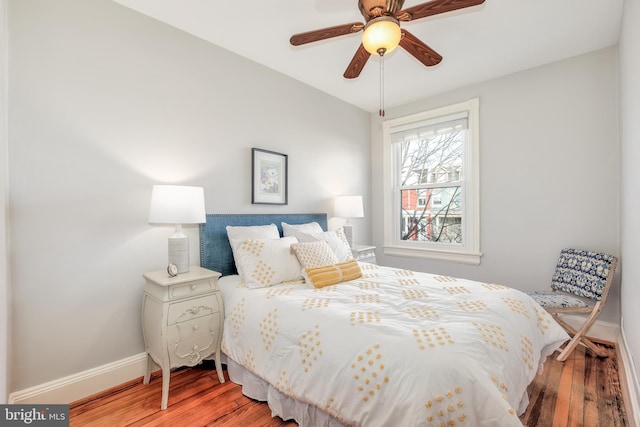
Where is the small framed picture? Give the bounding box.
[252,148,288,205]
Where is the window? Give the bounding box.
[416,190,427,207]
[382,98,481,264]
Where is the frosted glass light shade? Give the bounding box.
[149,185,206,225]
[362,17,401,55]
[334,195,364,219]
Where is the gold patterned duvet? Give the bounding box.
[219,262,569,427]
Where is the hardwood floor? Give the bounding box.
[70,343,628,427]
[519,342,627,426]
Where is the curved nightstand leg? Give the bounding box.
[161,364,170,410]
[215,348,225,383]
[143,353,152,385]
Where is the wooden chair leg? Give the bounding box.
[556,333,582,362]
[579,336,608,358]
[550,307,608,361]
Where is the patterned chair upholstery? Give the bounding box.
[527,248,618,362]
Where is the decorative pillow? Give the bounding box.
[230,236,302,288]
[282,221,324,237]
[289,227,354,262]
[304,260,362,289]
[291,240,339,268]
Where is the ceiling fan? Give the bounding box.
[290,0,486,79]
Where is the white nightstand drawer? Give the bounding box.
[167,296,220,325]
[169,331,219,367]
[167,313,220,344]
[170,278,216,300]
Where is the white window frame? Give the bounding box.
[382,98,481,265]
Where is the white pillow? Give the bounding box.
[282,221,324,237]
[291,240,339,268]
[230,237,302,288]
[292,228,354,262]
[226,223,279,241]
[226,223,280,255]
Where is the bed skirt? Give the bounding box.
[224,355,347,427]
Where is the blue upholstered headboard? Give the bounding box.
[199,213,328,276]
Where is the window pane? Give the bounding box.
[400,187,462,244]
[398,130,464,187]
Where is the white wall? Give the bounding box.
[7,0,371,392]
[372,47,621,323]
[0,0,9,405]
[619,0,640,405]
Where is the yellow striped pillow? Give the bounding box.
[304,260,362,289]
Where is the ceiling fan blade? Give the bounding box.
[343,44,370,79]
[397,0,485,22]
[290,22,364,46]
[399,30,443,67]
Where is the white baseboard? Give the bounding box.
[619,319,640,426]
[8,353,147,405]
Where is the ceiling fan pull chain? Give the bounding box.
[379,51,385,117]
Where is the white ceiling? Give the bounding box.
[112,0,624,113]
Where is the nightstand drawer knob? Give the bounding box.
[193,324,200,331]
[191,284,197,290]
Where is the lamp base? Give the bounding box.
[342,223,354,249]
[168,235,189,274]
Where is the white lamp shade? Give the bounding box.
[149,185,206,225]
[334,195,364,219]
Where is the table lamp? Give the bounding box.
[149,185,206,274]
[334,195,364,248]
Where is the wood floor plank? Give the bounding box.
[209,399,294,427]
[597,347,620,427]
[603,349,627,427]
[583,346,600,427]
[71,346,628,427]
[552,349,574,426]
[534,352,564,426]
[72,370,218,426]
[568,345,586,426]
[133,387,242,427]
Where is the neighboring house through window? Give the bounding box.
[382,98,481,264]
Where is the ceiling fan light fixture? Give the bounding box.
[361,16,401,56]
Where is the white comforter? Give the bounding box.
[219,263,568,427]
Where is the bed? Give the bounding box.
[200,213,569,427]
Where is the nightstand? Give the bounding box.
[351,245,377,264]
[142,266,224,410]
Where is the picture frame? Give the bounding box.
[252,148,288,205]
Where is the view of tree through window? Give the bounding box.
[396,120,465,244]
